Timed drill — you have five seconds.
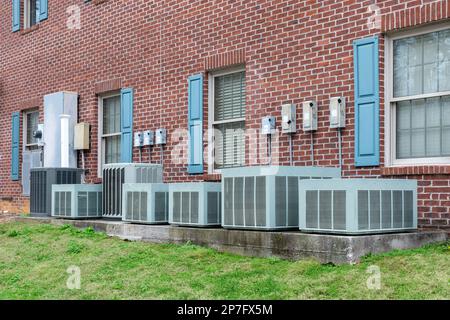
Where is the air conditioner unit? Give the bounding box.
[169,183,222,227]
[298,179,418,234]
[102,163,163,218]
[51,184,102,219]
[30,168,83,217]
[221,166,341,230]
[122,183,169,224]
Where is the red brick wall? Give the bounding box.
[0,0,449,232]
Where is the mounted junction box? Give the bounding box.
[34,124,44,147]
[261,116,276,135]
[143,130,154,146]
[302,101,318,132]
[281,104,296,134]
[134,132,143,148]
[74,123,90,150]
[330,97,346,129]
[155,128,167,145]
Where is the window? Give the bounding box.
[99,95,121,172]
[387,25,450,165]
[209,68,246,171]
[24,109,39,151]
[25,0,40,28]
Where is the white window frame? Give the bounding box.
[22,108,39,151]
[97,92,121,178]
[208,66,246,174]
[24,0,38,29]
[385,22,450,167]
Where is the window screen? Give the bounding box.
[26,111,39,146]
[394,29,450,97]
[213,71,246,169]
[393,28,450,159]
[102,96,121,164]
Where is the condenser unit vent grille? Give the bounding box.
[52,185,102,219]
[221,166,341,230]
[122,183,169,224]
[31,168,83,217]
[103,164,163,218]
[305,190,346,230]
[169,183,222,226]
[299,179,418,234]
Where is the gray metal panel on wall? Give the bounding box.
[22,151,42,196]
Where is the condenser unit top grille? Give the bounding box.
[103,163,163,169]
[221,165,341,178]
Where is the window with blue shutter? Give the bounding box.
[39,0,48,21]
[354,36,380,167]
[188,74,204,174]
[12,0,20,32]
[11,112,20,180]
[120,88,134,163]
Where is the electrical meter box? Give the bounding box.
[330,97,346,129]
[134,132,143,147]
[143,130,154,146]
[74,123,90,150]
[261,116,276,135]
[281,104,296,134]
[302,101,318,132]
[155,128,167,145]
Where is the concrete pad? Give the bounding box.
[13,217,448,264]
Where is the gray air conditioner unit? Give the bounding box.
[298,179,418,234]
[169,183,222,227]
[30,168,83,217]
[52,184,102,219]
[122,183,169,224]
[102,163,163,219]
[221,166,341,230]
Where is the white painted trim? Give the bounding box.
[97,92,121,178]
[207,66,246,174]
[384,23,450,167]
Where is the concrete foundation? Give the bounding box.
[14,217,448,264]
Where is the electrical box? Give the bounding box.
[330,97,346,128]
[34,124,45,147]
[134,132,143,147]
[155,128,167,145]
[302,101,318,132]
[281,104,296,134]
[143,130,154,146]
[74,123,90,150]
[261,116,276,135]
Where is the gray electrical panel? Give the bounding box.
[261,116,276,135]
[330,97,346,128]
[281,104,296,133]
[302,101,318,132]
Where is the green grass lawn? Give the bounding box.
[0,221,448,300]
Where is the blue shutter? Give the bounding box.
[11,112,20,180]
[120,88,134,163]
[39,0,48,21]
[12,0,20,32]
[354,36,380,167]
[187,74,204,174]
